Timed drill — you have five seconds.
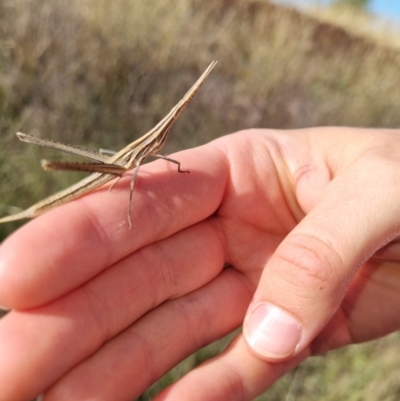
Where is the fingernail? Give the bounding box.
[244,303,302,359]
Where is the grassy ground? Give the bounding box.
[1,0,400,399]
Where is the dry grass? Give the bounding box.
[309,3,400,51]
[1,0,400,399]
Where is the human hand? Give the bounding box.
[0,127,400,401]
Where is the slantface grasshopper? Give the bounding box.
[0,61,217,229]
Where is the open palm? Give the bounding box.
[1,127,400,401]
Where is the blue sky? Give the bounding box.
[277,1,400,20]
[369,1,400,19]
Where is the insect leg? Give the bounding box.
[154,154,190,173]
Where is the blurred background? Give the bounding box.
[0,0,400,399]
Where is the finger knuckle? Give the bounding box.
[275,234,342,292]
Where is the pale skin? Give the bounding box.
[0,127,400,401]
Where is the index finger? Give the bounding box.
[0,144,228,309]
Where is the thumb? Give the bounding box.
[243,158,400,361]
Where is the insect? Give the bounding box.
[0,61,217,229]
